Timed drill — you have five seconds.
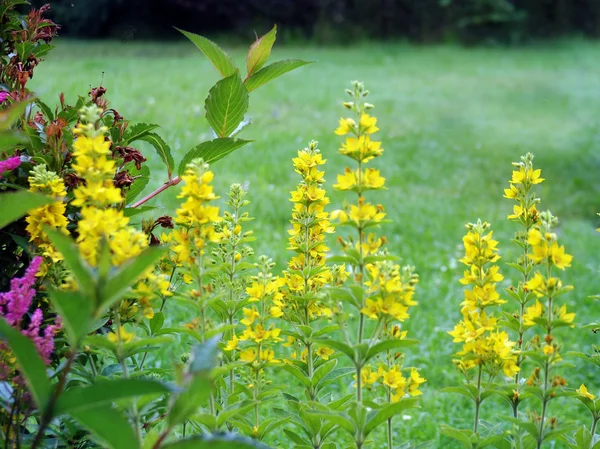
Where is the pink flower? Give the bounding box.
[0,91,9,104]
[0,156,21,179]
[0,257,60,366]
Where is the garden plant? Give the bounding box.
[0,2,598,449]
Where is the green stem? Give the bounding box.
[474,364,483,433]
[591,417,599,443]
[356,364,363,403]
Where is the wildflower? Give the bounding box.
[576,384,595,400]
[107,326,135,344]
[316,347,334,360]
[0,156,21,178]
[407,368,426,396]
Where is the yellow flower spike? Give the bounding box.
[577,384,596,400]
[241,307,260,326]
[224,335,239,351]
[407,368,426,396]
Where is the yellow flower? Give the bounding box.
[509,167,544,185]
[360,113,379,134]
[246,282,265,302]
[381,366,406,391]
[549,243,572,270]
[407,368,426,396]
[359,365,379,385]
[224,335,239,351]
[523,300,543,326]
[577,384,595,400]
[361,298,380,319]
[334,117,357,136]
[241,307,260,326]
[107,326,135,344]
[556,304,575,324]
[239,348,257,363]
[316,347,334,360]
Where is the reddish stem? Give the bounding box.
[131,176,181,208]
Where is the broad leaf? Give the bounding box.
[0,319,51,409]
[246,25,277,76]
[440,425,473,448]
[315,339,356,363]
[98,246,166,312]
[56,379,171,414]
[124,123,160,145]
[177,28,237,77]
[245,60,312,92]
[0,191,54,229]
[205,72,249,138]
[68,404,138,449]
[138,133,175,179]
[178,137,251,176]
[48,289,93,346]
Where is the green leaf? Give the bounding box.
[364,398,419,436]
[125,165,151,205]
[123,206,156,218]
[139,133,175,179]
[0,319,51,409]
[315,339,356,364]
[124,123,160,145]
[205,72,249,138]
[150,312,165,334]
[312,359,337,389]
[244,60,313,92]
[177,28,237,77]
[308,411,355,436]
[162,434,272,449]
[281,363,311,389]
[44,228,96,295]
[178,137,252,176]
[67,404,138,449]
[246,25,277,77]
[440,425,473,448]
[0,191,54,229]
[168,374,212,427]
[364,339,419,363]
[56,379,171,414]
[99,246,166,311]
[48,289,93,346]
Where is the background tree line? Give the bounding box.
[31,0,600,44]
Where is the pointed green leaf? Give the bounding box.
[244,60,313,92]
[0,319,51,409]
[312,359,337,389]
[364,398,419,436]
[364,339,419,363]
[308,411,355,436]
[98,247,166,312]
[281,363,311,389]
[440,425,473,448]
[246,25,277,77]
[48,289,93,346]
[205,72,249,138]
[177,28,237,77]
[0,191,54,229]
[138,133,175,179]
[315,339,356,363]
[178,137,251,176]
[56,379,171,414]
[124,123,160,145]
[68,404,138,449]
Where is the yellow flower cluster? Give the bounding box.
[167,159,221,268]
[26,164,69,245]
[361,261,418,324]
[225,258,283,367]
[359,365,426,403]
[281,142,333,319]
[70,106,148,267]
[450,221,519,378]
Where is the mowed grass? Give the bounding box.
[31,39,600,447]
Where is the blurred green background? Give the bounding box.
[26,1,600,445]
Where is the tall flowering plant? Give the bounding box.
[309,82,425,449]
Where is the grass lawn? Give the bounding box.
[31,39,600,447]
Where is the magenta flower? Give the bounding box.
[0,156,21,179]
[0,257,60,365]
[0,91,9,104]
